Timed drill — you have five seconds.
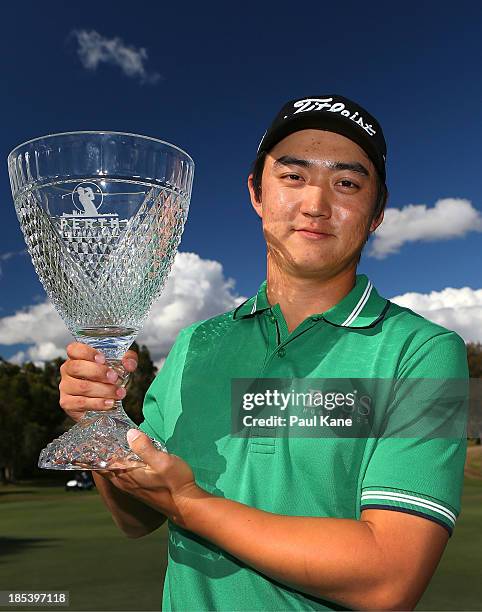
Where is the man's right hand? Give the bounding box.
[59,342,138,423]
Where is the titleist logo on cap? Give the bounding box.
[288,97,377,137]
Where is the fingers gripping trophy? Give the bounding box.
[7,132,194,470]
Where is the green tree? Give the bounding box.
[0,344,158,483]
[467,343,482,445]
[124,342,158,424]
[0,357,65,482]
[0,359,23,482]
[467,342,482,378]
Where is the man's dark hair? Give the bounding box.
[250,150,388,223]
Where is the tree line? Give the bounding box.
[1,342,482,483]
[0,342,157,483]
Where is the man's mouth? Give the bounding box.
[294,227,333,240]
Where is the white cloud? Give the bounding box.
[9,343,67,366]
[0,252,246,365]
[0,301,70,348]
[154,357,166,372]
[137,252,246,357]
[0,249,26,277]
[370,198,482,259]
[390,286,482,343]
[71,29,161,84]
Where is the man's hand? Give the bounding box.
[98,429,202,526]
[59,342,139,422]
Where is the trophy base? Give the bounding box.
[38,405,167,471]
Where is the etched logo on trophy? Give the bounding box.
[57,181,128,241]
[72,182,104,215]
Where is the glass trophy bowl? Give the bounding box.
[7,131,194,470]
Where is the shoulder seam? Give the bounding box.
[398,330,465,375]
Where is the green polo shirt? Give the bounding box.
[139,273,468,612]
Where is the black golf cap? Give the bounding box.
[257,95,387,183]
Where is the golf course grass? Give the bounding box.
[417,476,482,611]
[1,473,481,611]
[0,480,167,611]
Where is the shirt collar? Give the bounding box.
[232,274,389,329]
[233,280,271,319]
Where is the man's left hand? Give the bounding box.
[99,429,201,525]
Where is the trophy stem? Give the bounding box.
[37,327,168,471]
[75,326,138,362]
[38,348,167,470]
[83,401,132,425]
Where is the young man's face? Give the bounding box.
[248,129,384,279]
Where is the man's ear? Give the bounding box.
[369,186,388,233]
[247,173,263,219]
[369,208,384,233]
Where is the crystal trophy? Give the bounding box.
[7,132,194,470]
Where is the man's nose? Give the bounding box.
[299,186,332,217]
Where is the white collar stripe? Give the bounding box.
[341,281,373,327]
[361,492,456,524]
[250,296,258,314]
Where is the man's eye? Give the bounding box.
[283,174,302,181]
[338,179,358,188]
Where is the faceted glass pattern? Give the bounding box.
[7,132,194,470]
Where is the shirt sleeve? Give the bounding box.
[138,325,195,447]
[360,331,469,537]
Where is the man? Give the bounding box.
[59,95,468,611]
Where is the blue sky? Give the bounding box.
[0,1,481,363]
